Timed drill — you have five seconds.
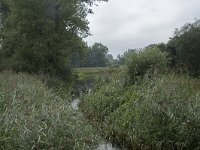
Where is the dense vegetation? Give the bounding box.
[127,46,168,83]
[166,19,200,76]
[0,0,200,149]
[0,71,101,149]
[80,20,200,149]
[81,67,200,150]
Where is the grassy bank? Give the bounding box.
[0,71,100,150]
[80,74,200,149]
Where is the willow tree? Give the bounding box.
[0,0,107,79]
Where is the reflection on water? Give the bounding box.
[71,99,80,110]
[74,78,94,94]
[96,142,127,150]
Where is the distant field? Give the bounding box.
[74,67,110,72]
[73,67,125,80]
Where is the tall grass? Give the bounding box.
[0,71,100,149]
[80,74,200,149]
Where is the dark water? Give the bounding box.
[74,78,94,93]
[70,78,127,150]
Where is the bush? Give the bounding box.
[0,71,100,149]
[127,47,168,82]
[80,74,200,149]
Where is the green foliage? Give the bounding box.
[166,19,200,76]
[116,49,138,66]
[85,43,109,67]
[80,74,200,149]
[70,43,115,68]
[116,54,125,65]
[127,46,168,82]
[106,53,114,66]
[0,0,107,79]
[0,71,101,149]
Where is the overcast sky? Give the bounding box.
[85,0,200,57]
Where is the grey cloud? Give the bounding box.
[85,0,200,57]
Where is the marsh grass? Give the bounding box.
[0,71,100,150]
[80,74,200,149]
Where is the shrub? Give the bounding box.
[127,47,168,82]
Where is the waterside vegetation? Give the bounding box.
[0,71,101,150]
[0,0,200,149]
[80,73,200,149]
[80,21,200,149]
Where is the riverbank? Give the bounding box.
[0,71,101,149]
[80,73,200,149]
[2,69,199,149]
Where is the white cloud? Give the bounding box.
[85,0,200,57]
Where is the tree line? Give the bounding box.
[70,42,115,68]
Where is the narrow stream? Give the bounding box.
[70,78,127,150]
[96,142,125,150]
[70,98,126,150]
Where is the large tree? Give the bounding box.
[87,43,109,67]
[0,0,107,79]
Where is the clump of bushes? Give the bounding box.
[0,71,100,150]
[80,74,200,149]
[127,47,168,82]
[166,19,200,76]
